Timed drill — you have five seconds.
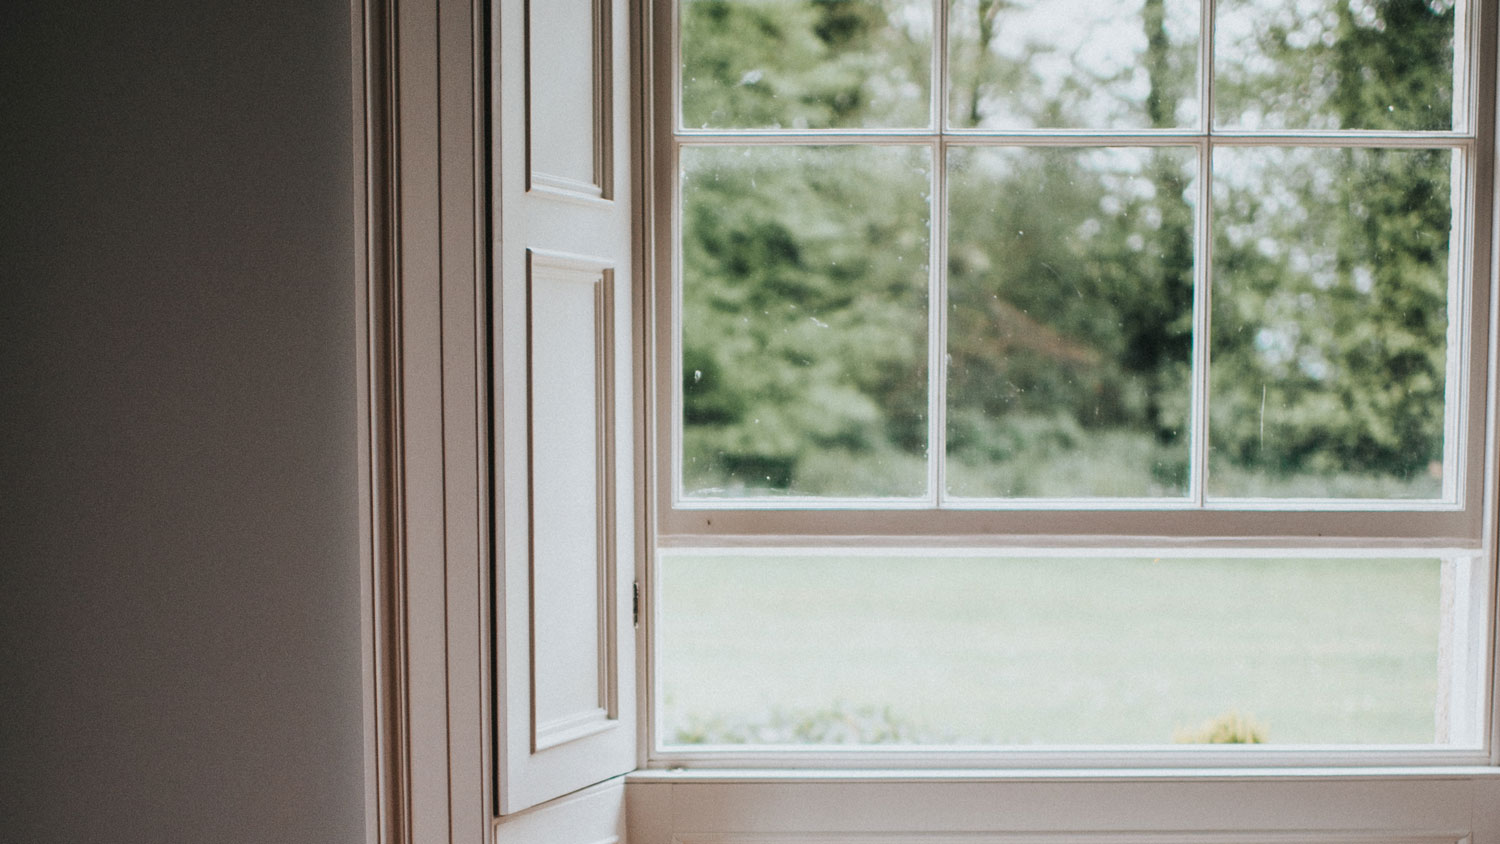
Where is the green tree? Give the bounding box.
[681,145,930,495]
[1210,0,1453,494]
[677,0,1457,498]
[942,0,1197,495]
[681,0,930,129]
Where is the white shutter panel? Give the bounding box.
[494,0,637,815]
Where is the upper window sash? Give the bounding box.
[649,0,1499,546]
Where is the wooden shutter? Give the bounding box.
[493,0,637,815]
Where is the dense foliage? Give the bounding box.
[679,0,1455,499]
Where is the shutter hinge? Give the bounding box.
[632,581,640,628]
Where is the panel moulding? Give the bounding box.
[524,0,613,200]
[524,248,619,756]
[536,706,617,751]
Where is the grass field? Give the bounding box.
[656,553,1443,746]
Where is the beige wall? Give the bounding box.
[0,1,366,842]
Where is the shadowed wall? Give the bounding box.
[0,1,366,841]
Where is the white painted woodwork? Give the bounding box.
[358,0,493,840]
[495,778,627,844]
[528,0,608,198]
[626,773,1500,843]
[1439,554,1494,747]
[527,252,615,752]
[497,0,636,816]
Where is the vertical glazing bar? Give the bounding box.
[931,0,950,505]
[1200,0,1214,133]
[934,0,947,132]
[931,138,948,506]
[1190,0,1216,506]
[1442,145,1470,504]
[1189,141,1213,507]
[666,0,684,505]
[1455,0,1472,133]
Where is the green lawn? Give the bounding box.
[656,553,1442,746]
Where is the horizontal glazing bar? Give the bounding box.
[654,544,1478,559]
[654,531,1481,553]
[1206,131,1476,147]
[656,506,1480,549]
[675,130,1474,147]
[676,130,942,144]
[670,498,1464,512]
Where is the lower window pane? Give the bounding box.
[679,145,931,498]
[945,146,1196,498]
[657,551,1450,747]
[1209,146,1453,499]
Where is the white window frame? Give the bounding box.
[642,0,1500,770]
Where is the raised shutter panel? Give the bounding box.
[493,0,636,815]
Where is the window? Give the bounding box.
[647,0,1498,761]
[378,0,1500,839]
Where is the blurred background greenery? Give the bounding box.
[677,0,1456,499]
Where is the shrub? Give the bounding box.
[1172,710,1268,744]
[670,702,943,745]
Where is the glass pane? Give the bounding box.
[1210,147,1452,499]
[658,552,1447,746]
[680,145,931,498]
[946,146,1195,498]
[680,0,933,129]
[1214,0,1457,130]
[947,0,1200,129]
